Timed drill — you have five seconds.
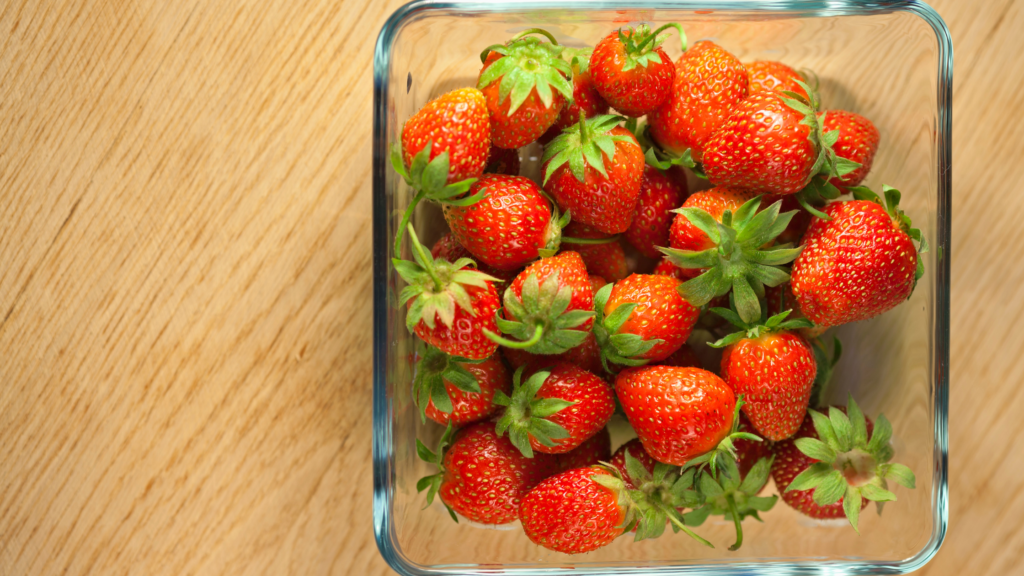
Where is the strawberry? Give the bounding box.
[589,274,609,294]
[394,226,501,360]
[711,307,817,441]
[484,144,521,176]
[443,174,565,272]
[487,252,595,354]
[733,413,773,479]
[561,221,628,281]
[660,195,804,323]
[682,450,777,550]
[653,255,698,281]
[538,49,611,145]
[478,30,573,149]
[667,187,759,253]
[624,165,688,258]
[615,366,736,465]
[745,60,809,98]
[417,422,559,524]
[609,439,660,489]
[647,41,749,163]
[771,398,917,531]
[590,24,685,117]
[431,232,519,284]
[542,114,645,234]
[702,82,862,204]
[820,110,880,191]
[593,274,699,369]
[414,346,511,427]
[495,363,615,457]
[501,332,604,376]
[790,186,927,328]
[558,427,612,471]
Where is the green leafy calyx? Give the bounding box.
[683,454,778,551]
[493,366,573,458]
[683,395,764,479]
[616,23,687,72]
[478,31,573,117]
[592,282,663,373]
[785,395,917,532]
[708,303,815,349]
[484,268,594,354]
[616,453,713,546]
[659,196,803,324]
[542,114,634,184]
[415,422,459,522]
[412,345,485,423]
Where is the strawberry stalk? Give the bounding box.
[682,454,776,551]
[708,303,815,349]
[620,23,688,70]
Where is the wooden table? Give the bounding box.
[1,0,1020,573]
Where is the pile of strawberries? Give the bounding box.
[390,23,923,554]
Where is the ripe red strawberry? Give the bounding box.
[558,427,612,471]
[431,232,519,284]
[615,366,736,465]
[484,144,521,176]
[494,363,615,456]
[624,165,688,258]
[594,274,699,368]
[417,422,560,524]
[590,24,684,117]
[589,274,608,294]
[519,467,627,553]
[414,347,511,427]
[668,187,759,252]
[648,41,749,162]
[538,49,610,145]
[771,398,917,531]
[488,251,595,354]
[443,174,564,271]
[561,221,628,281]
[820,110,880,191]
[478,31,573,149]
[501,331,604,376]
[542,115,645,234]
[790,186,927,328]
[653,256,698,281]
[745,60,809,98]
[712,307,817,441]
[395,226,501,360]
[399,87,490,185]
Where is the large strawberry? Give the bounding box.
[413,346,511,427]
[771,397,916,531]
[443,174,565,271]
[702,82,861,205]
[538,49,610,144]
[431,232,519,284]
[712,307,817,441]
[560,221,628,282]
[647,41,749,163]
[624,165,688,259]
[590,24,685,117]
[478,30,573,149]
[394,226,500,360]
[790,186,927,328]
[417,422,559,524]
[745,60,809,98]
[487,251,594,354]
[615,366,737,465]
[660,195,804,323]
[494,363,615,457]
[391,88,491,256]
[542,114,645,234]
[593,274,699,369]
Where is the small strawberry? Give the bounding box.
[711,306,817,441]
[820,110,880,191]
[771,397,917,531]
[682,452,777,550]
[413,346,511,427]
[494,364,615,456]
[538,49,611,145]
[589,274,609,294]
[624,165,688,259]
[443,174,565,272]
[561,221,628,281]
[790,186,927,328]
[501,331,604,376]
[394,226,501,360]
[615,366,736,465]
[542,114,645,234]
[647,41,749,163]
[590,24,686,117]
[431,232,519,284]
[417,422,559,524]
[558,427,612,471]
[593,274,699,369]
[484,144,521,176]
[478,30,573,149]
[745,60,809,98]
[487,251,595,354]
[660,195,804,323]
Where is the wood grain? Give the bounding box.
[0,0,1021,574]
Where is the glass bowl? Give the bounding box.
[372,1,951,574]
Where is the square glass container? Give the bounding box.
[372,1,951,574]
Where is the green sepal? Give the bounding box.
[707,303,815,349]
[615,23,687,72]
[617,453,713,547]
[486,268,595,354]
[542,114,633,184]
[686,453,776,551]
[592,282,663,373]
[415,422,459,522]
[412,345,484,423]
[493,366,574,458]
[477,32,572,116]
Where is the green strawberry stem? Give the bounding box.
[409,225,443,291]
[394,190,426,257]
[665,511,714,548]
[632,23,687,54]
[725,494,743,551]
[483,324,544,349]
[561,235,619,245]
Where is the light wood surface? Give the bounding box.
[1,0,1021,574]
